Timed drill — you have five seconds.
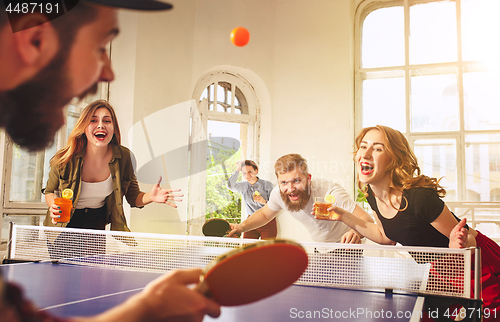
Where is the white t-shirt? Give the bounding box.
[76,174,113,209]
[267,178,356,243]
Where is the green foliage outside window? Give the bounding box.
[205,146,242,224]
[356,189,367,203]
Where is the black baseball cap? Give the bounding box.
[84,0,172,10]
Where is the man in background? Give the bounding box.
[228,153,374,244]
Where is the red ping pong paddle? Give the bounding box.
[202,218,231,237]
[195,239,308,306]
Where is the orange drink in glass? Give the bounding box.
[313,195,336,219]
[314,197,331,219]
[54,190,73,223]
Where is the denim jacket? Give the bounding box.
[43,144,143,231]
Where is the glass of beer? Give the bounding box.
[54,190,72,223]
[314,197,331,219]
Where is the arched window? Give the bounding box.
[201,81,248,114]
[188,70,261,234]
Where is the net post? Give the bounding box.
[7,221,15,259]
[464,247,472,298]
[474,247,481,301]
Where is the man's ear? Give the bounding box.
[11,14,58,66]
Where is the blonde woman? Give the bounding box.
[44,100,182,231]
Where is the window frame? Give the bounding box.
[192,71,260,162]
[188,70,261,234]
[354,0,499,202]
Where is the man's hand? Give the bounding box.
[139,269,221,321]
[236,161,244,172]
[91,268,221,322]
[341,230,362,244]
[253,195,266,205]
[226,223,243,238]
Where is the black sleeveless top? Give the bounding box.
[366,186,457,247]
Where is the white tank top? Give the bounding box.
[76,174,113,209]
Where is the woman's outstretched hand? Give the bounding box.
[149,176,184,208]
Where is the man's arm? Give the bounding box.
[227,205,279,237]
[227,161,244,193]
[227,171,240,191]
[71,269,221,322]
[2,268,220,322]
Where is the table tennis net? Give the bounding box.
[9,225,473,299]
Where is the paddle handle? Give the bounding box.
[194,275,212,299]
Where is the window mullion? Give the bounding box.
[455,0,466,201]
[353,4,363,135]
[456,0,463,65]
[404,0,411,135]
[32,152,45,202]
[230,83,236,114]
[214,82,218,112]
[456,0,465,133]
[456,132,465,201]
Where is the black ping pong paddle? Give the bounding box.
[202,218,231,237]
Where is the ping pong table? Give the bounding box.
[2,261,423,321]
[2,225,483,322]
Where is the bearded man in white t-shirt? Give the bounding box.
[228,153,373,243]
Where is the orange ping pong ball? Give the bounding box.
[230,27,250,47]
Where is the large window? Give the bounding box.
[189,71,260,232]
[355,0,500,203]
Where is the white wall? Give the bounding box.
[110,0,358,242]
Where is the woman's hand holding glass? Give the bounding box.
[310,205,345,221]
[48,190,73,224]
[49,199,64,224]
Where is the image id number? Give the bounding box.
[5,2,59,14]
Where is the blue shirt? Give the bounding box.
[227,171,274,217]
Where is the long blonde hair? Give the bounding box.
[50,100,121,167]
[355,125,446,201]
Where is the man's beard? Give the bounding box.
[280,186,311,212]
[0,54,98,151]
